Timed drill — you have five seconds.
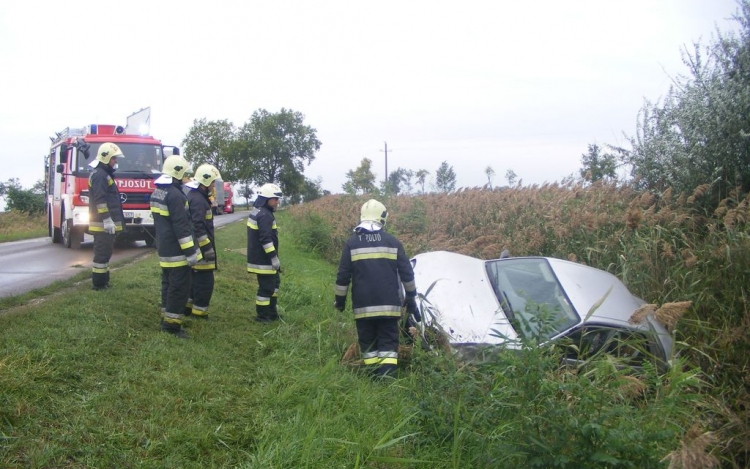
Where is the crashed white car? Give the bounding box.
[408,251,672,370]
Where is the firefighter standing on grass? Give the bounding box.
[150,155,200,339]
[247,183,283,323]
[184,164,221,320]
[334,199,420,378]
[88,142,126,291]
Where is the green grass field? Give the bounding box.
[0,212,717,468]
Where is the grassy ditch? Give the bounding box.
[290,186,750,468]
[0,212,720,468]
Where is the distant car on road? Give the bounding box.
[408,251,672,371]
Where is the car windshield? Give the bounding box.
[485,258,580,341]
[75,143,163,177]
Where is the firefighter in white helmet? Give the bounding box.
[150,155,201,339]
[246,183,283,322]
[183,163,221,320]
[88,142,126,290]
[334,199,419,378]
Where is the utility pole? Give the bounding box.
[379,142,390,195]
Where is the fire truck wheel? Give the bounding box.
[61,216,83,249]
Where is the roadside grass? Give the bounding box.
[0,211,46,242]
[0,212,709,468]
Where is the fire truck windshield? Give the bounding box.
[75,142,163,178]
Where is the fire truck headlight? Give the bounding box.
[74,212,89,224]
[80,195,89,204]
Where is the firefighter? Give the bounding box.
[150,155,200,339]
[185,164,221,320]
[334,199,420,378]
[88,142,126,291]
[247,183,283,323]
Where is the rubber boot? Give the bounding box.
[255,304,276,323]
[269,297,282,321]
[160,319,189,339]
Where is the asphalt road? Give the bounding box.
[0,210,248,298]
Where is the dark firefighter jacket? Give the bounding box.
[246,205,278,274]
[88,163,125,233]
[335,228,417,319]
[150,178,199,268]
[186,184,216,271]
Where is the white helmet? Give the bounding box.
[258,183,283,199]
[360,199,388,225]
[161,155,191,179]
[194,164,221,187]
[91,142,124,166]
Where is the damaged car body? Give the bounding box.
[408,251,673,371]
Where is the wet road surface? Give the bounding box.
[0,210,247,298]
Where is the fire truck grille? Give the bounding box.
[121,192,151,205]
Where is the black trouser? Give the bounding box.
[356,317,400,377]
[92,232,115,288]
[161,266,191,325]
[190,269,215,317]
[255,272,280,319]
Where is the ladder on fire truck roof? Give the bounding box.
[50,126,88,146]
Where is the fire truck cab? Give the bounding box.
[46,116,177,248]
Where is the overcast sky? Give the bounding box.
[0,0,742,196]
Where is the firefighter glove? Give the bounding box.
[405,297,421,322]
[203,248,216,261]
[334,296,346,312]
[102,217,116,235]
[186,252,199,267]
[271,256,281,271]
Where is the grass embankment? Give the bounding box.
[0,210,719,468]
[0,211,46,242]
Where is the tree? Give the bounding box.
[485,165,495,190]
[0,178,45,214]
[299,176,324,203]
[236,108,321,201]
[415,169,430,194]
[343,158,378,195]
[239,183,254,209]
[385,167,413,195]
[616,1,750,196]
[435,161,457,193]
[579,143,617,183]
[181,119,237,179]
[505,169,518,187]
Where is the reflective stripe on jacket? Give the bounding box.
[186,185,216,271]
[88,164,125,233]
[335,228,417,319]
[246,205,278,274]
[150,179,198,268]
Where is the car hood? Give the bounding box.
[412,251,517,345]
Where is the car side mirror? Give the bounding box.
[56,164,64,174]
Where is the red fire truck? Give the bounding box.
[45,109,179,248]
